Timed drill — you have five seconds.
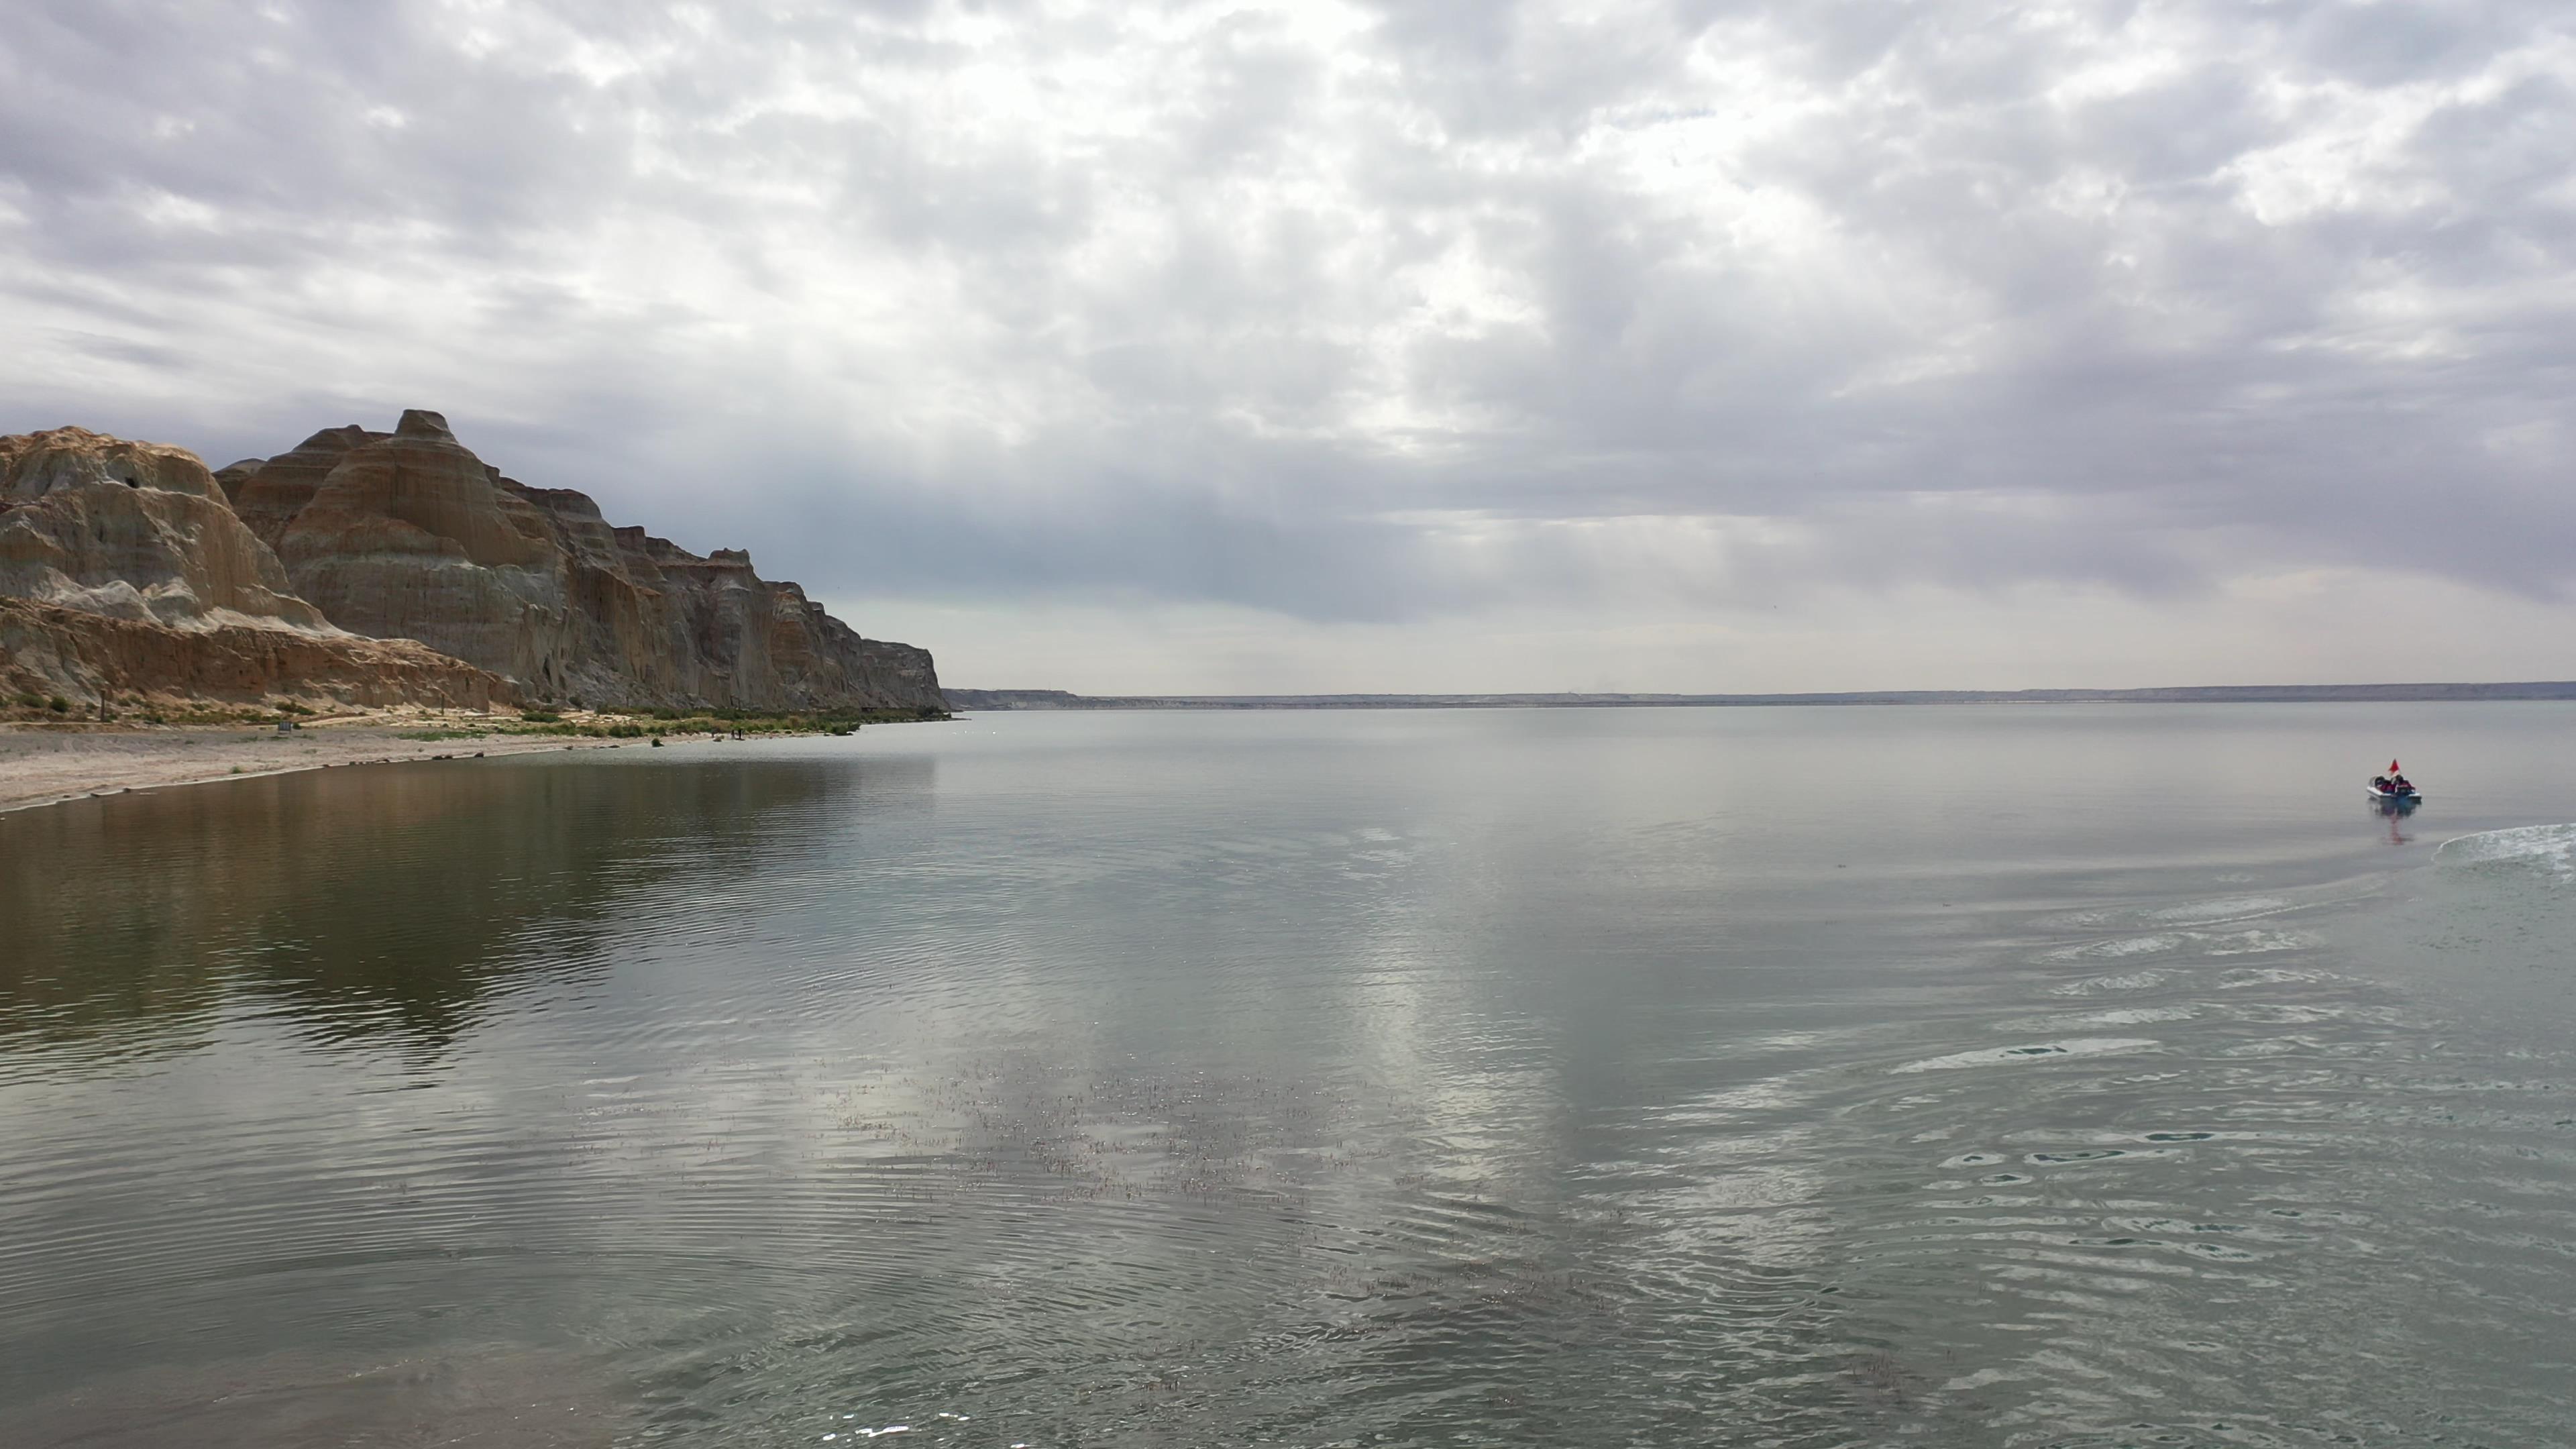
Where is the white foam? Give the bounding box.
[2063,1006,2197,1027]
[2038,933,2186,963]
[2436,823,2576,878]
[2215,967,2336,989]
[2049,969,2176,996]
[2141,896,2294,926]
[2202,928,2313,957]
[1891,1038,2160,1073]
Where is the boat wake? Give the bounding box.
[2434,822,2576,879]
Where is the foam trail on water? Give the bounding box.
[2436,823,2576,878]
[1889,1038,2161,1074]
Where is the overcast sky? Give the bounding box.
[5,1,2573,691]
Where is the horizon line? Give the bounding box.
[943,681,2576,709]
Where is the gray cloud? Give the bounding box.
[3,0,2573,680]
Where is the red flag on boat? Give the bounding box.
[2390,759,2400,772]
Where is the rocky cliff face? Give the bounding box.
[2,427,329,631]
[3,413,941,714]
[0,598,508,711]
[226,410,944,712]
[1,427,507,709]
[215,424,378,548]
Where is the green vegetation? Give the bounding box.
[148,706,282,726]
[0,691,941,735]
[482,702,945,739]
[624,704,946,724]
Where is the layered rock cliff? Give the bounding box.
[1,428,506,709]
[0,597,507,711]
[3,427,329,630]
[220,410,943,712]
[3,411,942,714]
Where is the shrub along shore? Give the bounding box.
[5,692,945,731]
[423,702,948,739]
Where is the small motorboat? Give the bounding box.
[2367,758,2422,806]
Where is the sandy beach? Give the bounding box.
[0,716,679,816]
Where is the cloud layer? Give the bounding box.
[4,0,2572,687]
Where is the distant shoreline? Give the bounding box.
[946,682,2576,711]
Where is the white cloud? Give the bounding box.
[1,0,2572,688]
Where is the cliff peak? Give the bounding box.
[1,426,226,503]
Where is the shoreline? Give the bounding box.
[0,715,763,818]
[943,682,2576,710]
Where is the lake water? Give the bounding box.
[4,706,2574,1447]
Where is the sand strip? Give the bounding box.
[0,718,711,816]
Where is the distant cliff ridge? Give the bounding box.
[2,412,941,714]
[945,684,2576,710]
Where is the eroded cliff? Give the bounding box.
[226,411,944,712]
[0,427,507,709]
[2,427,329,631]
[0,598,507,711]
[3,413,941,714]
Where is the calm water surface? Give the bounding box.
[3,706,2574,1447]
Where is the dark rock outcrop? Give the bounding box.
[229,411,944,712]
[220,423,381,545]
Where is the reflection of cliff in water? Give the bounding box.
[0,754,913,1056]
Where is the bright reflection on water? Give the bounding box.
[4,705,2576,1446]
